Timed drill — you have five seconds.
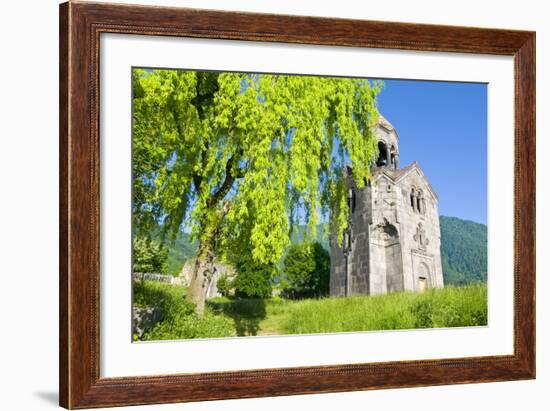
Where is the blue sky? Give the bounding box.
[374,79,487,225]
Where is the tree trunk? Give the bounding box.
[186,244,217,317]
[186,203,230,317]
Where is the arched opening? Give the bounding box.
[410,188,416,212]
[372,219,404,293]
[376,141,389,167]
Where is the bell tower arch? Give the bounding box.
[375,114,399,170]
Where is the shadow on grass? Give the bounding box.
[207,298,267,336]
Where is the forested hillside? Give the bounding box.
[439,216,487,285]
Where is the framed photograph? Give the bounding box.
[59,1,535,408]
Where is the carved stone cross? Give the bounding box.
[413,223,429,250]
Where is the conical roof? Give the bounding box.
[378,113,394,131]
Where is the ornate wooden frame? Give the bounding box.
[59,1,536,408]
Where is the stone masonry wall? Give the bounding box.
[330,166,444,297]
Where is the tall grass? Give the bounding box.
[134,281,487,340]
[283,284,487,335]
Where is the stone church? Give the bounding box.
[330,114,444,296]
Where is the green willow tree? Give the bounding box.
[133,69,381,316]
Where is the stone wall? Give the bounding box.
[133,259,236,300]
[133,272,175,284]
[330,172,372,296]
[394,166,444,291]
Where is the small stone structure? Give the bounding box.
[330,114,444,296]
[133,260,235,299]
[178,259,236,299]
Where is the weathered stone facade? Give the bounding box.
[178,259,236,299]
[330,114,444,296]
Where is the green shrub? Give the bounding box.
[216,274,232,297]
[232,257,276,299]
[133,281,235,340]
[144,311,236,340]
[133,236,168,273]
[282,242,330,298]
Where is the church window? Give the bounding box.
[410,188,416,212]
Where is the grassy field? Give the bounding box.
[134,281,487,341]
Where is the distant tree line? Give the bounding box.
[133,216,487,295]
